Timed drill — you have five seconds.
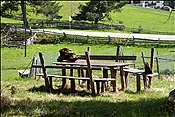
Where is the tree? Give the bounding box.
[1,1,20,18]
[72,0,127,24]
[36,1,62,20]
[164,0,175,9]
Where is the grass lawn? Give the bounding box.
[1,43,175,116]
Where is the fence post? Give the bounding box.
[141,50,145,65]
[115,45,120,62]
[150,48,154,70]
[74,34,77,43]
[86,35,89,43]
[29,26,32,35]
[132,36,135,45]
[62,32,66,41]
[14,25,17,32]
[155,50,160,79]
[108,35,111,44]
[156,57,160,79]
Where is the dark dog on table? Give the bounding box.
[57,48,80,62]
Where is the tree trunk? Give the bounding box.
[21,1,28,27]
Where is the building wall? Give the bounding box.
[129,0,164,9]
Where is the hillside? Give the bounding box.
[1,2,174,32]
[58,2,174,32]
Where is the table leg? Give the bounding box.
[110,67,117,92]
[77,69,81,84]
[62,67,66,89]
[102,69,108,92]
[124,71,129,89]
[70,66,75,91]
[143,75,147,89]
[136,74,141,91]
[120,66,125,91]
[86,70,90,90]
[148,77,152,89]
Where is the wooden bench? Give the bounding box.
[38,52,116,94]
[77,46,137,89]
[123,48,158,91]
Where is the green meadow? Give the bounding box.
[1,44,175,117]
[1,1,175,117]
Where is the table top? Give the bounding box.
[52,60,134,67]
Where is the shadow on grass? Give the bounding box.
[28,85,98,97]
[1,92,174,117]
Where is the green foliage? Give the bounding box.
[72,1,126,24]
[36,1,62,20]
[1,1,20,18]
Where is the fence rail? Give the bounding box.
[7,26,175,46]
[3,19,175,35]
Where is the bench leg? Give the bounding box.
[44,77,50,92]
[120,66,125,91]
[143,75,147,89]
[148,77,152,88]
[96,81,100,94]
[110,67,117,92]
[81,69,86,84]
[70,79,76,91]
[62,68,66,89]
[86,70,90,90]
[124,71,129,89]
[87,80,90,90]
[102,69,108,92]
[101,81,105,93]
[77,69,81,84]
[91,82,95,94]
[136,74,141,91]
[77,69,85,84]
[70,67,76,91]
[49,76,53,91]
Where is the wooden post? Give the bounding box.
[115,45,120,62]
[141,50,145,65]
[74,34,77,43]
[158,38,160,46]
[136,74,141,91]
[150,48,154,70]
[70,65,75,91]
[156,50,160,79]
[148,48,154,88]
[156,57,160,79]
[86,35,89,43]
[132,36,135,45]
[63,32,66,40]
[39,52,50,91]
[85,51,95,94]
[14,25,17,32]
[108,35,111,44]
[62,65,66,89]
[102,69,108,92]
[120,66,125,91]
[87,46,90,52]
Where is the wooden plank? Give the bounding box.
[78,55,136,60]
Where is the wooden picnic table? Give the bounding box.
[53,60,134,91]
